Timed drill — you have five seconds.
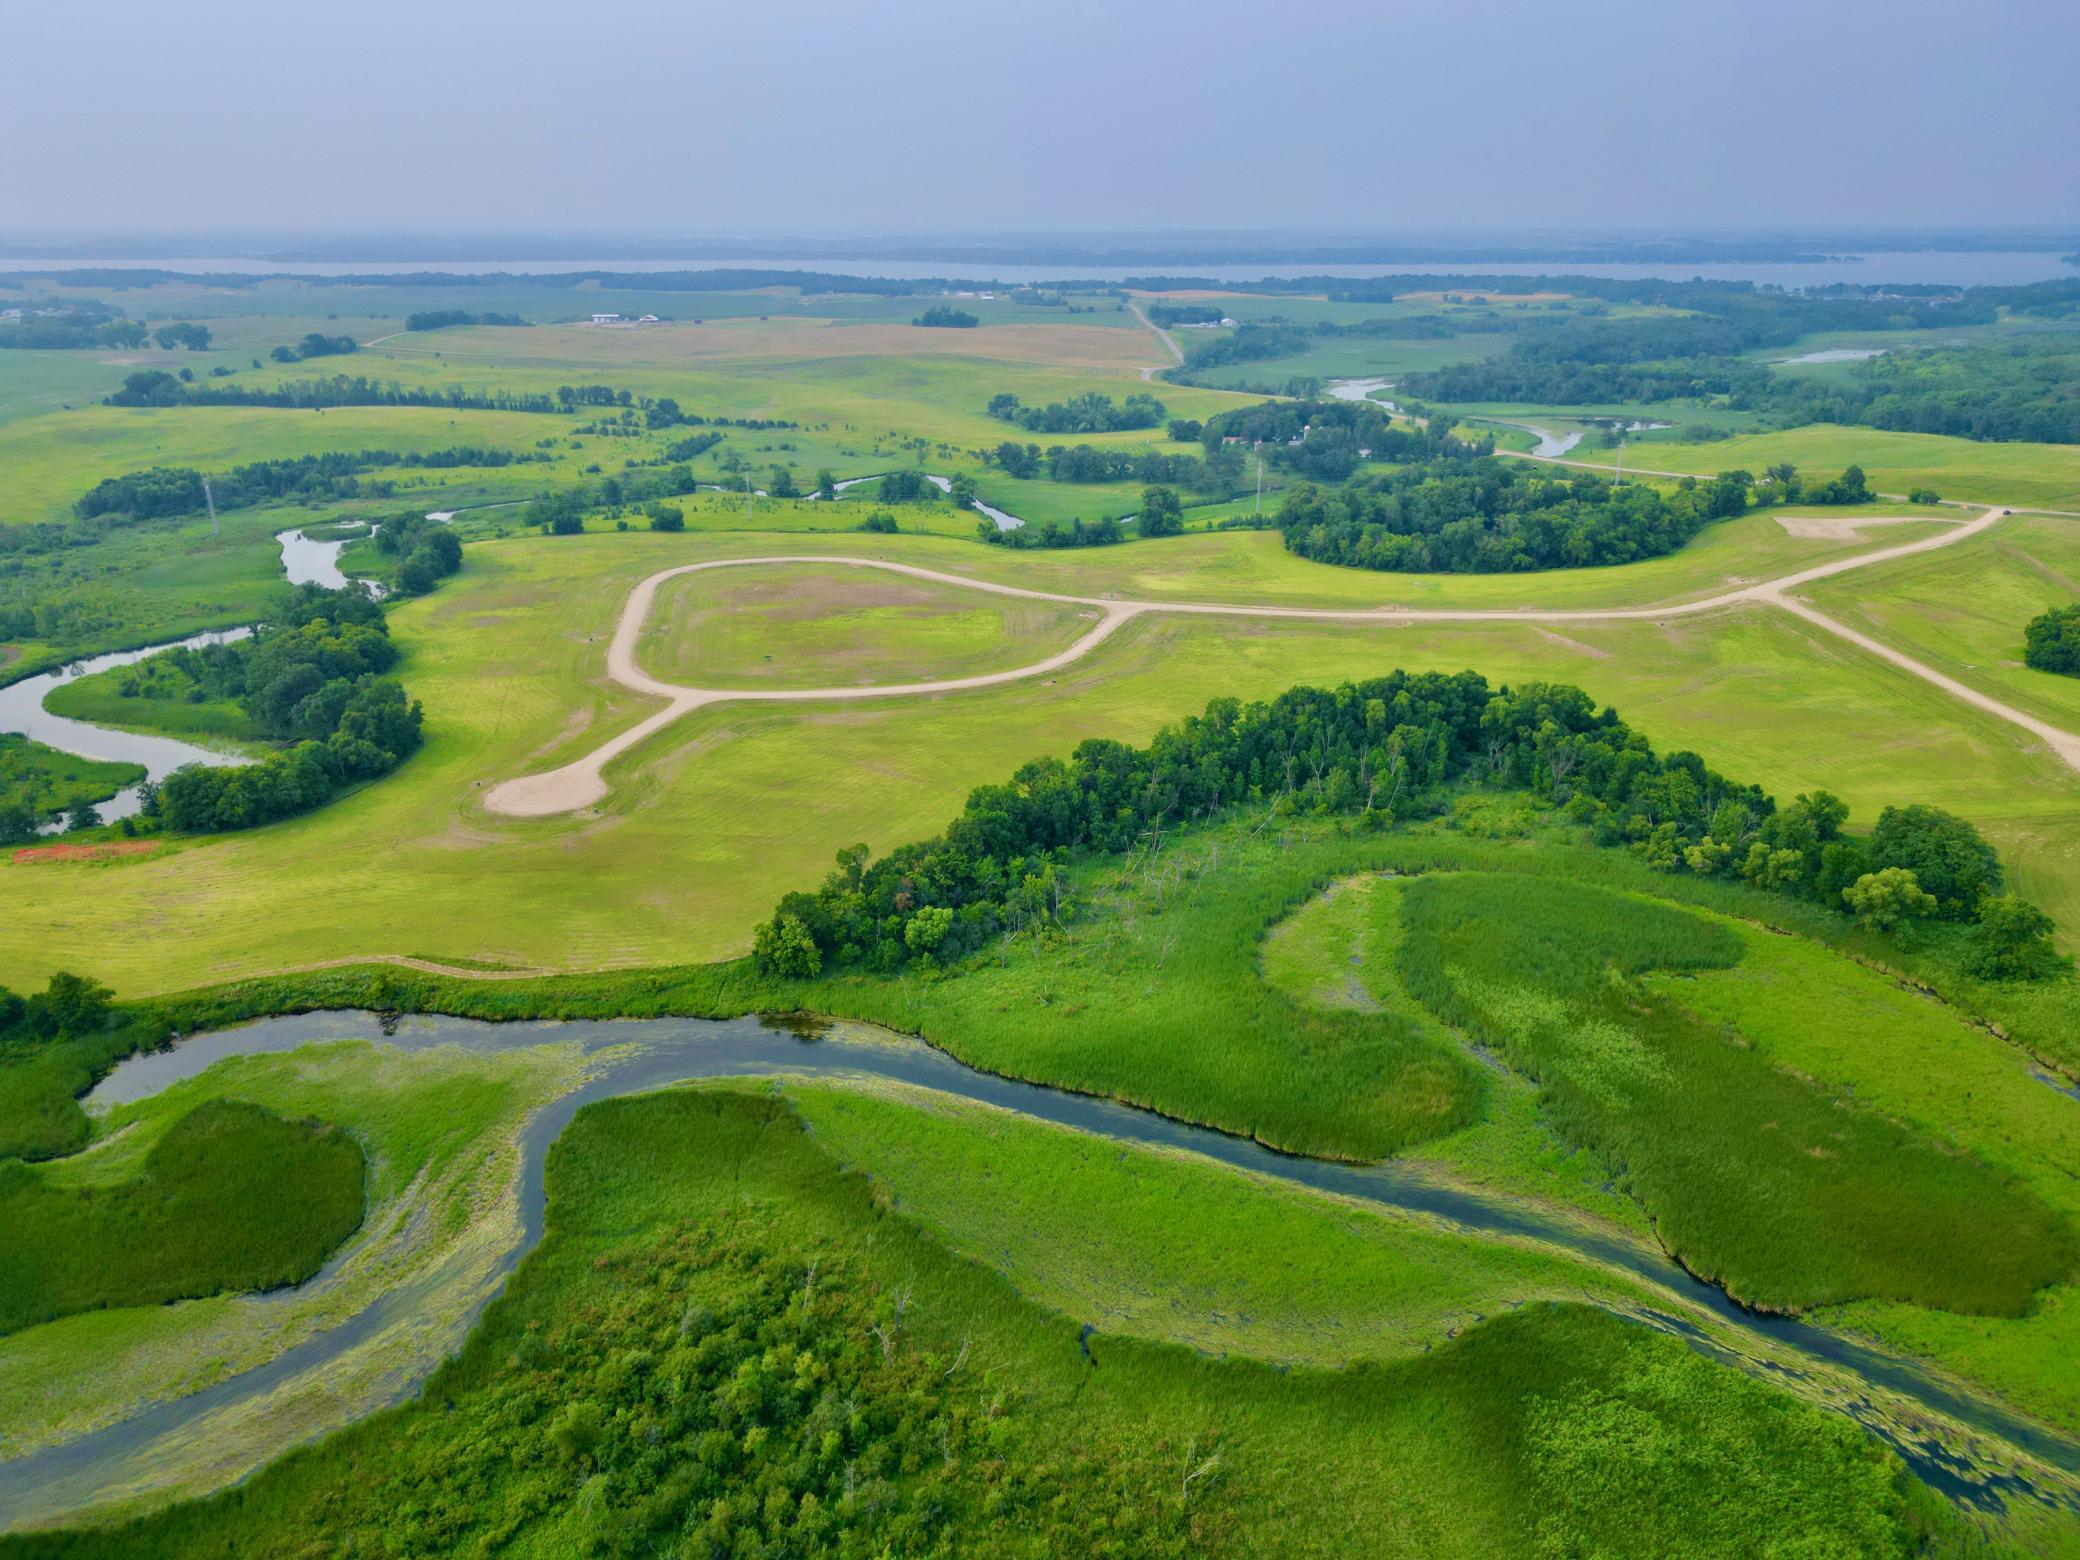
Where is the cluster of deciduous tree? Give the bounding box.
[975,514,1125,551]
[527,461,707,534]
[1034,444,1216,486]
[1198,400,1484,483]
[372,512,464,594]
[74,447,546,522]
[1273,460,1753,572]
[912,305,979,327]
[156,587,424,833]
[2025,604,2080,675]
[0,972,114,1046]
[753,671,2064,984]
[403,309,526,330]
[1175,321,1308,372]
[1751,463,1871,506]
[269,332,358,363]
[985,391,1166,434]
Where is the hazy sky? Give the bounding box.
[7,0,2076,238]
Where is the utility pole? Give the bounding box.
[1614,433,1627,487]
[1254,442,1264,519]
[203,478,218,535]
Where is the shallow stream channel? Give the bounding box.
[0,1008,2073,1529]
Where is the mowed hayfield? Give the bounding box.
[343,327,1246,447]
[3,518,2076,993]
[372,317,1159,371]
[1803,511,2080,730]
[1576,422,2080,511]
[635,562,1098,688]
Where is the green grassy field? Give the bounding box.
[0,352,137,430]
[1803,511,2080,730]
[637,561,1096,688]
[1572,422,2080,511]
[4,1087,1932,1556]
[787,1078,1652,1367]
[7,287,2080,1552]
[5,514,2077,994]
[0,735,142,825]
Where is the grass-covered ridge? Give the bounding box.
[1,1088,1935,1558]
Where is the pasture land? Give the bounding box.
[636,561,1096,689]
[4,517,2077,994]
[0,405,571,528]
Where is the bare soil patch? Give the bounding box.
[11,840,162,865]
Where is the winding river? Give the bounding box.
[2,513,428,829]
[0,1009,2071,1528]
[0,630,257,824]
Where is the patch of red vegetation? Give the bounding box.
[10,840,162,864]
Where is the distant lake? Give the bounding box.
[1,251,2074,289]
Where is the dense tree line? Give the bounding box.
[104,370,690,422]
[661,431,725,461]
[1403,356,1767,407]
[1273,460,1753,572]
[372,512,464,595]
[0,305,149,350]
[156,587,423,833]
[403,309,526,330]
[976,514,1125,551]
[986,391,1166,434]
[1767,338,2080,445]
[75,447,546,521]
[753,672,2065,984]
[2025,604,2080,675]
[1198,399,1485,483]
[912,305,979,327]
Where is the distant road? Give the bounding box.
[1126,299,1184,380]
